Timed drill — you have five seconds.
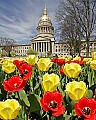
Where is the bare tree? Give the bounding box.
[55,0,96,57]
[0,37,16,57]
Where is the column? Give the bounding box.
[43,42,45,52]
[47,42,48,51]
[41,42,42,52]
[34,43,35,50]
[48,42,50,52]
[33,43,34,50]
[37,42,38,52]
[36,42,37,51]
[46,42,47,52]
[42,42,43,52]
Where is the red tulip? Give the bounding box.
[19,63,32,80]
[74,97,96,119]
[67,60,84,66]
[14,60,25,68]
[80,56,84,61]
[60,68,65,75]
[40,90,65,116]
[78,61,84,66]
[84,114,96,120]
[3,75,26,93]
[56,59,65,66]
[51,58,58,63]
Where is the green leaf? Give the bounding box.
[58,86,65,97]
[34,82,40,91]
[29,94,41,112]
[63,111,71,120]
[56,115,65,120]
[18,90,30,107]
[86,89,93,98]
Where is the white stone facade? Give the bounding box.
[13,44,31,56]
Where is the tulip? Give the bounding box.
[73,56,81,61]
[2,61,16,74]
[37,58,53,71]
[74,97,96,120]
[67,60,84,66]
[91,52,96,60]
[14,59,25,68]
[56,58,65,66]
[83,58,92,63]
[59,68,65,75]
[51,58,58,63]
[40,90,65,116]
[3,75,26,93]
[26,55,38,66]
[90,60,96,70]
[64,63,82,78]
[66,55,72,61]
[19,63,32,80]
[65,81,87,100]
[42,73,60,92]
[0,99,21,120]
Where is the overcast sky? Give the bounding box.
[0,0,61,44]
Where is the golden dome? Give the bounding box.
[37,5,54,37]
[38,5,52,26]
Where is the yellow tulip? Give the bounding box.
[64,63,82,78]
[14,57,25,62]
[42,73,60,92]
[66,55,72,61]
[26,55,38,65]
[2,61,16,74]
[65,81,88,100]
[90,60,96,70]
[0,99,21,120]
[8,58,15,63]
[91,52,96,60]
[73,56,81,61]
[83,58,92,63]
[37,58,53,71]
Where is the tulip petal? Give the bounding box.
[49,84,59,92]
[5,99,20,110]
[11,107,21,119]
[42,81,53,91]
[0,107,12,119]
[52,106,65,116]
[73,88,87,100]
[66,91,77,100]
[43,92,54,105]
[54,91,63,106]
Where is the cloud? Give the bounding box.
[0,0,61,44]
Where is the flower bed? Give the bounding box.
[0,54,96,120]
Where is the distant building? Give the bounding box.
[0,6,96,57]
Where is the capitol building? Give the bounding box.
[0,6,96,57]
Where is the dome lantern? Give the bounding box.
[43,4,47,15]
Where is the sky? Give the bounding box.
[0,0,61,44]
